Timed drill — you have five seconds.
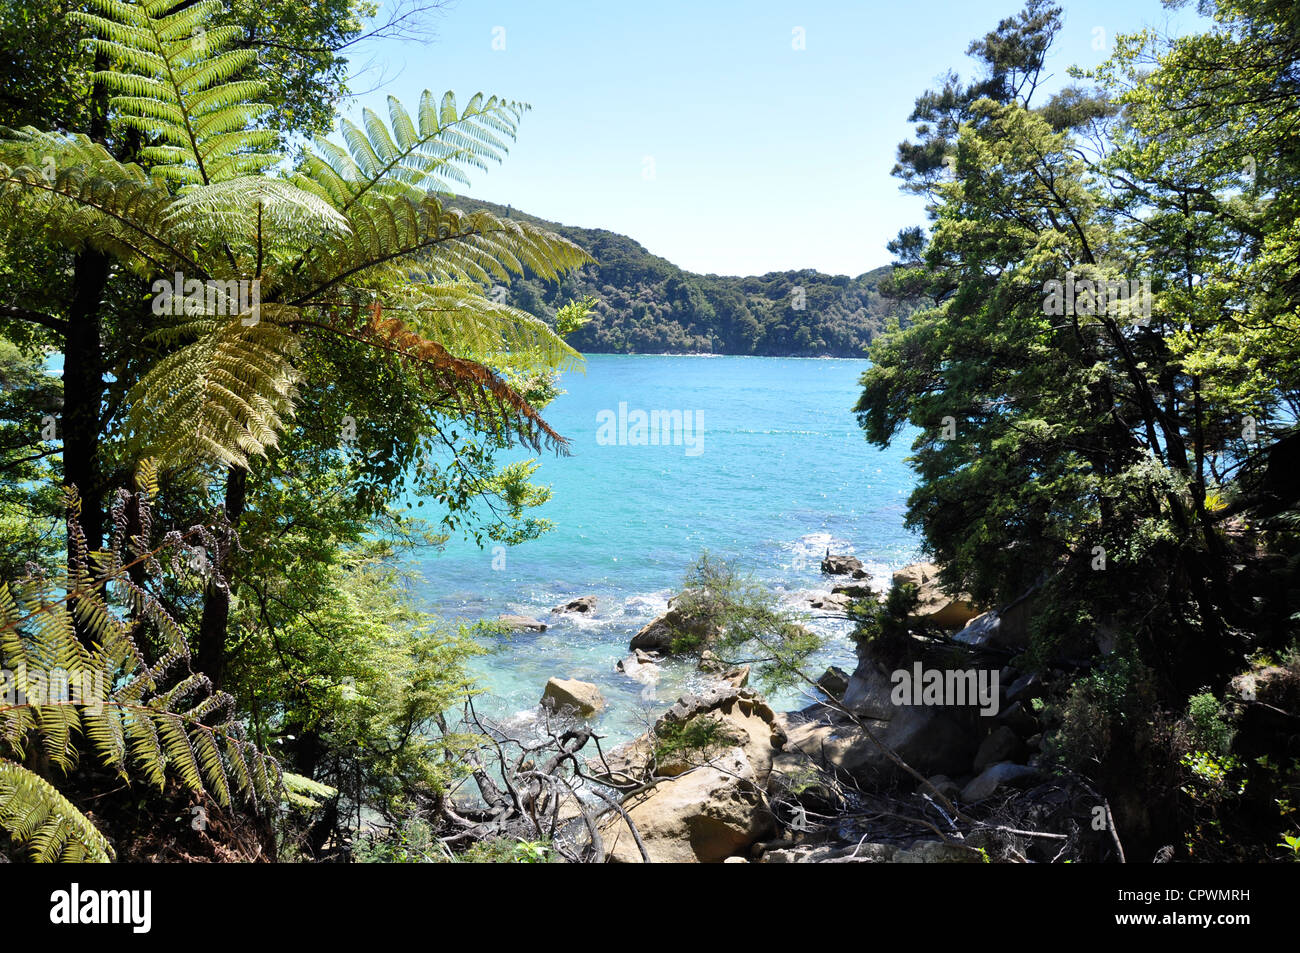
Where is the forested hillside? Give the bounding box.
[454,197,912,356]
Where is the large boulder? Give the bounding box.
[552,596,597,615]
[498,614,547,632]
[777,656,980,784]
[616,650,660,687]
[653,687,786,784]
[809,592,853,611]
[540,677,604,717]
[601,746,774,863]
[596,686,786,788]
[952,610,999,648]
[629,595,720,654]
[1005,673,1043,704]
[960,761,1041,803]
[973,726,1026,772]
[821,553,867,577]
[831,583,874,598]
[778,706,977,786]
[952,588,1036,649]
[817,666,850,698]
[892,562,978,630]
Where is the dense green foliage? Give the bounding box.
[859,0,1300,860]
[0,471,281,862]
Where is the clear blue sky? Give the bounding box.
[346,0,1206,277]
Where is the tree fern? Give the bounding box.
[0,0,594,470]
[0,469,282,862]
[126,310,302,468]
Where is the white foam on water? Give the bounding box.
[781,532,860,573]
[623,589,672,619]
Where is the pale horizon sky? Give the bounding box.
[346,0,1206,278]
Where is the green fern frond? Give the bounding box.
[297,91,527,213]
[0,760,114,862]
[291,194,591,302]
[0,129,196,275]
[0,487,282,861]
[73,0,272,186]
[398,282,584,371]
[281,771,337,811]
[164,176,351,255]
[155,712,204,794]
[128,312,301,468]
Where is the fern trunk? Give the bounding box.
[62,48,112,568]
[62,249,109,554]
[196,465,247,689]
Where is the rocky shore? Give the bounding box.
[511,558,1116,863]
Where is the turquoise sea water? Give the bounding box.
[411,354,921,742]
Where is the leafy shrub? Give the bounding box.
[850,582,919,666]
[1047,652,1157,771]
[668,552,822,691]
[652,715,734,765]
[1185,692,1237,755]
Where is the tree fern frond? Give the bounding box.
[34,705,81,774]
[82,707,129,774]
[128,313,301,468]
[0,760,113,862]
[0,487,283,861]
[0,129,197,274]
[349,302,569,453]
[292,194,591,303]
[155,712,204,794]
[164,176,351,255]
[123,706,167,789]
[297,90,529,217]
[191,730,230,806]
[72,0,272,185]
[281,772,337,810]
[396,282,584,371]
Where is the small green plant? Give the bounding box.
[555,296,597,337]
[353,818,437,863]
[511,840,551,863]
[781,762,829,798]
[1186,691,1236,755]
[1278,832,1300,859]
[1181,751,1245,792]
[652,716,733,764]
[456,837,554,864]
